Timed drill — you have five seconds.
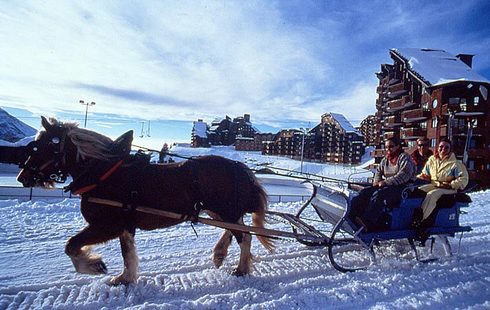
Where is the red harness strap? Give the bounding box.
[73,160,124,195]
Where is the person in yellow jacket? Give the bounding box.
[417,138,469,222]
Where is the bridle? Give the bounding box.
[19,126,69,184]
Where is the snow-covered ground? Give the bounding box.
[0,146,489,309]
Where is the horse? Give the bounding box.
[17,116,274,285]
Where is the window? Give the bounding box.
[422,102,429,111]
[407,141,415,148]
[468,160,475,170]
[420,121,427,129]
[474,96,480,105]
[431,138,437,148]
[449,97,460,105]
[432,117,438,128]
[460,98,467,111]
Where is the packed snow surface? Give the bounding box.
[0,146,489,309]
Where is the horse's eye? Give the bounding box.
[51,137,60,144]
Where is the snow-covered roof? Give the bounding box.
[192,121,208,138]
[329,113,360,134]
[391,48,490,87]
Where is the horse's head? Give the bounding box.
[17,116,135,188]
[17,116,71,188]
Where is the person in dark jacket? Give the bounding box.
[350,137,417,231]
[411,137,433,174]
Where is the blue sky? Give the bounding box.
[1,0,489,148]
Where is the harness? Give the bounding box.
[66,159,124,195]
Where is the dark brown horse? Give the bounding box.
[17,117,274,284]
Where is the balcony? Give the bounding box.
[376,85,384,94]
[401,127,426,140]
[384,115,403,128]
[386,95,411,112]
[387,82,405,93]
[386,89,409,99]
[383,131,395,139]
[401,108,431,123]
[386,98,405,112]
[371,148,385,158]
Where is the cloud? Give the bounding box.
[0,0,488,135]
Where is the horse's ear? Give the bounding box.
[41,116,51,130]
[112,130,133,156]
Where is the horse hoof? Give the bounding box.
[97,261,108,274]
[212,254,225,268]
[231,269,247,277]
[109,276,135,286]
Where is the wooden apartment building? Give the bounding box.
[263,112,365,164]
[359,115,377,146]
[375,48,490,187]
[191,114,257,147]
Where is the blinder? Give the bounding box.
[19,126,69,184]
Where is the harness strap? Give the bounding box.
[72,159,124,195]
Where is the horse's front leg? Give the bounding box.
[110,230,139,285]
[65,225,121,275]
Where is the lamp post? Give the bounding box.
[80,100,96,128]
[300,127,306,174]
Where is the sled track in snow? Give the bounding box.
[0,247,333,309]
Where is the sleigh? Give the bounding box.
[287,182,472,272]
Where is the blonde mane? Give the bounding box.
[45,118,122,161]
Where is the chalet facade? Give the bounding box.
[319,113,365,164]
[358,115,377,146]
[263,129,304,158]
[262,113,365,164]
[375,48,490,187]
[191,119,209,147]
[191,114,258,147]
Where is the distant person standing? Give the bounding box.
[411,137,433,174]
[159,143,169,163]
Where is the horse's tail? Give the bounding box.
[251,182,275,253]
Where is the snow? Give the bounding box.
[392,48,490,86]
[192,121,208,138]
[329,113,360,134]
[0,147,489,309]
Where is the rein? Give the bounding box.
[130,144,367,187]
[87,196,303,241]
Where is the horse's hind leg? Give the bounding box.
[212,230,233,268]
[65,225,120,275]
[231,218,253,276]
[110,230,139,285]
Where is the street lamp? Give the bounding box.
[300,127,307,174]
[80,100,96,128]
